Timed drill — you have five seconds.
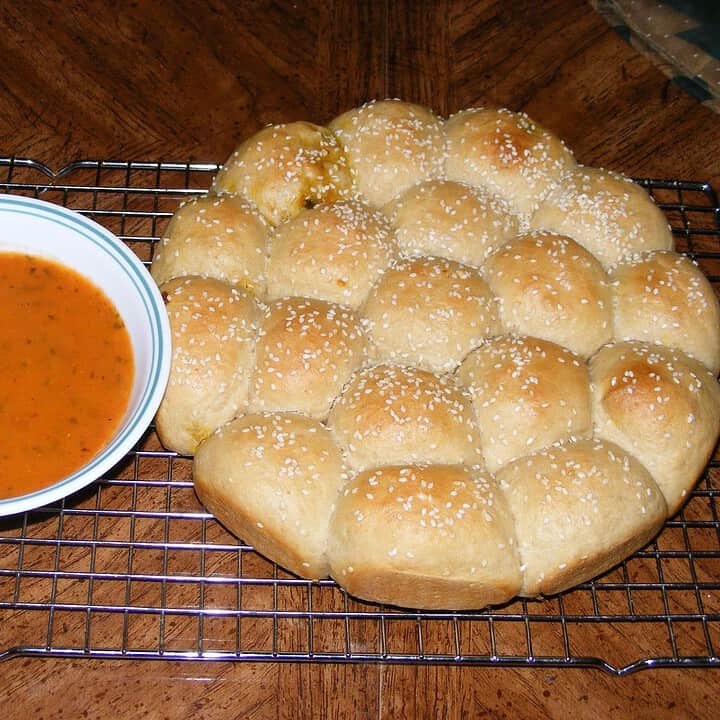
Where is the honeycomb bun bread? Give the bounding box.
[444,107,577,216]
[194,412,347,579]
[155,276,260,456]
[497,438,667,597]
[327,463,522,610]
[530,166,674,267]
[150,101,720,611]
[589,341,720,516]
[212,121,354,226]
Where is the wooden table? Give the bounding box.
[1,1,719,717]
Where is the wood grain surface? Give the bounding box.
[1,1,720,718]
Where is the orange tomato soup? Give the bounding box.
[0,252,134,499]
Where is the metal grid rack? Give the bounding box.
[0,157,719,676]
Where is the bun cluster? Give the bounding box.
[151,100,720,610]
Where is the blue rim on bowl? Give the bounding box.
[0,194,171,516]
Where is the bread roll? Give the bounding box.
[150,193,268,296]
[155,276,260,455]
[249,297,367,419]
[610,251,720,375]
[497,438,667,597]
[456,335,591,472]
[361,255,501,372]
[482,231,612,358]
[382,179,521,267]
[266,199,396,309]
[589,341,720,516]
[212,121,353,225]
[444,107,576,215]
[194,412,347,579]
[327,364,483,472]
[530,167,674,267]
[327,464,521,609]
[329,99,445,207]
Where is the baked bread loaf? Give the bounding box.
[530,166,675,267]
[149,101,720,611]
[155,276,260,455]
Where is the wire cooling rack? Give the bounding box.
[0,157,719,676]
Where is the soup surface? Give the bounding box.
[0,252,134,499]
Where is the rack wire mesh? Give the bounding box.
[0,157,718,675]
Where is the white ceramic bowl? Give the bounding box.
[0,194,171,516]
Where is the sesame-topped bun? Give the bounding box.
[444,107,576,216]
[530,166,674,267]
[589,341,720,516]
[150,193,268,296]
[482,232,612,358]
[497,438,667,597]
[248,297,367,420]
[266,200,396,309]
[382,179,521,267]
[329,99,446,207]
[194,412,347,579]
[327,364,483,472]
[155,276,260,455]
[456,336,591,472]
[610,251,720,375]
[212,121,354,226]
[327,464,522,609]
[361,255,501,372]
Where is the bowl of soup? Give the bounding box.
[0,194,171,516]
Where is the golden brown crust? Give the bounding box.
[150,193,268,296]
[361,255,501,372]
[155,276,260,455]
[589,341,720,516]
[456,335,591,472]
[248,297,367,419]
[610,251,720,375]
[266,199,396,309]
[497,438,667,597]
[327,464,521,609]
[194,412,347,579]
[213,121,353,226]
[445,107,576,215]
[482,231,612,357]
[530,166,674,267]
[327,364,483,472]
[329,99,446,207]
